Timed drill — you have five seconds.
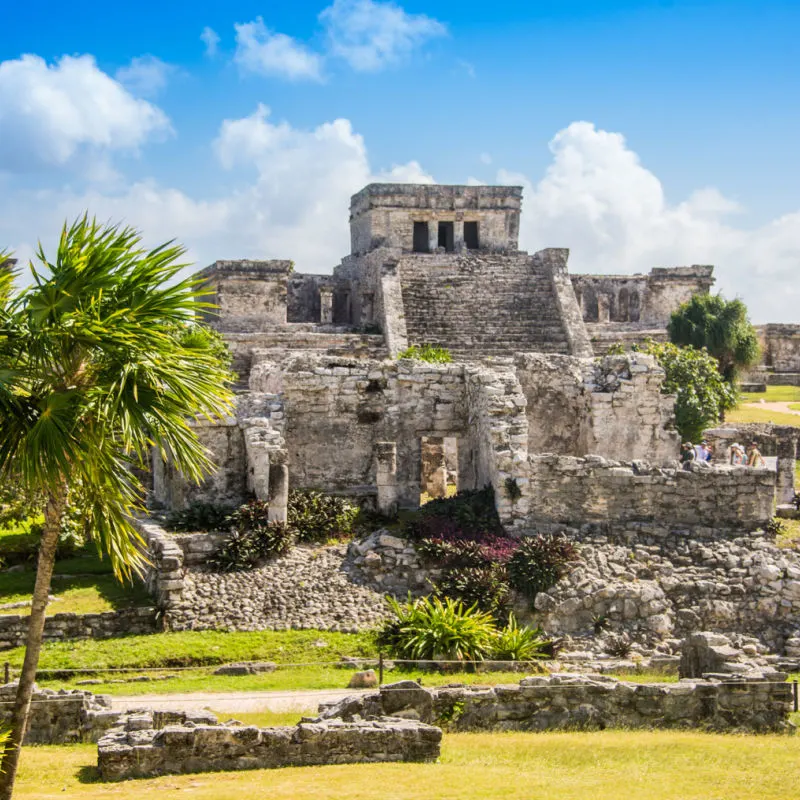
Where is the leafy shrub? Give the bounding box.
[166,502,235,533]
[507,534,579,604]
[287,489,359,544]
[603,632,632,659]
[406,487,503,540]
[375,595,496,662]
[639,340,736,441]
[766,517,786,538]
[207,522,293,572]
[491,614,551,661]
[434,565,511,621]
[398,344,452,364]
[416,532,518,569]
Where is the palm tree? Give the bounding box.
[0,218,233,798]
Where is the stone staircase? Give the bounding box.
[398,254,572,359]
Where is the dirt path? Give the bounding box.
[745,401,800,415]
[110,687,371,714]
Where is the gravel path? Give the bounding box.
[110,687,370,714]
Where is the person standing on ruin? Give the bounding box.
[746,441,765,467]
[681,442,696,470]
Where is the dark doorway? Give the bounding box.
[464,221,479,250]
[413,222,429,253]
[438,221,455,252]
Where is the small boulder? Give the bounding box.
[347,669,379,689]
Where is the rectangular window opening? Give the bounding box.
[438,221,455,252]
[412,221,429,253]
[464,221,479,250]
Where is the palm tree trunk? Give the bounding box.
[0,483,66,800]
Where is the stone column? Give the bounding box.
[454,219,465,253]
[776,434,798,505]
[428,219,439,254]
[421,437,448,499]
[597,294,611,323]
[243,425,271,501]
[268,449,289,523]
[319,286,334,324]
[360,292,375,327]
[375,442,399,515]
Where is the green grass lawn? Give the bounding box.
[0,627,679,695]
[14,730,800,800]
[0,548,151,615]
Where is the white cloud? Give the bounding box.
[1,107,431,276]
[0,54,171,172]
[496,121,800,322]
[4,110,800,324]
[234,18,324,81]
[116,55,174,97]
[320,0,446,71]
[457,59,476,78]
[201,26,221,57]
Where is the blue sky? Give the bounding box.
[1,0,799,321]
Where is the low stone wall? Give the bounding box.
[0,607,158,651]
[319,675,793,734]
[526,455,776,530]
[134,517,186,609]
[0,683,122,744]
[98,711,441,780]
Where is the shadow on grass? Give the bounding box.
[76,765,102,784]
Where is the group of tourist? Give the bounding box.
[680,439,765,469]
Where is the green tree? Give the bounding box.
[0,218,233,798]
[667,294,760,383]
[640,341,736,441]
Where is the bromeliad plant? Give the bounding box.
[0,219,234,798]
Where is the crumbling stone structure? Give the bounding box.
[0,683,122,744]
[318,674,793,734]
[98,709,441,781]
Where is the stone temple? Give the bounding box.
[151,182,793,533]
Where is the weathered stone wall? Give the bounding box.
[281,357,475,506]
[757,324,800,373]
[152,418,247,509]
[98,711,441,781]
[572,266,714,326]
[0,683,123,744]
[584,323,668,355]
[0,607,157,651]
[287,273,337,323]
[534,524,800,648]
[525,456,775,530]
[349,184,522,256]
[515,354,679,465]
[197,260,292,332]
[319,675,792,734]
